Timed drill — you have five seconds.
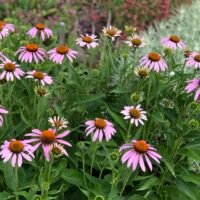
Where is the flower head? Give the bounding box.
[26,70,53,86]
[50,142,68,157]
[125,34,145,48]
[27,23,53,41]
[85,118,116,142]
[25,128,71,161]
[34,85,50,97]
[186,52,200,69]
[15,43,46,63]
[48,116,68,130]
[0,105,8,127]
[185,78,200,101]
[134,66,150,78]
[0,139,34,167]
[0,60,24,81]
[47,45,78,64]
[76,34,99,49]
[0,21,15,33]
[139,52,167,72]
[161,35,186,50]
[102,25,122,41]
[119,139,162,172]
[121,105,147,127]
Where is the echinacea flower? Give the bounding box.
[102,25,122,41]
[0,139,34,167]
[121,105,147,127]
[0,60,24,81]
[27,23,53,41]
[134,66,150,78]
[125,34,145,48]
[48,116,68,130]
[34,85,50,97]
[0,23,9,39]
[85,118,116,142]
[47,45,78,64]
[186,52,200,69]
[25,128,71,161]
[139,52,168,72]
[50,142,68,157]
[76,34,99,49]
[0,52,8,62]
[185,78,200,101]
[26,70,53,86]
[0,21,15,33]
[119,139,162,172]
[15,43,46,63]
[0,105,8,127]
[161,35,186,50]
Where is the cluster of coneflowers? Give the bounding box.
[0,20,199,173]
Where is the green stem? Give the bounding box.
[126,122,132,142]
[15,165,19,200]
[81,150,87,187]
[90,142,98,174]
[119,169,132,196]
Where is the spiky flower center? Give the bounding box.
[107,29,117,36]
[0,21,6,31]
[138,69,148,78]
[36,88,46,96]
[51,146,62,155]
[134,140,148,153]
[9,140,24,153]
[129,108,141,119]
[33,71,44,80]
[148,52,161,62]
[26,44,38,52]
[131,38,142,46]
[194,54,200,62]
[82,36,93,43]
[56,45,69,54]
[41,130,56,144]
[169,35,180,43]
[35,23,45,30]
[4,62,16,72]
[54,120,63,128]
[95,118,107,129]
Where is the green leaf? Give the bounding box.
[137,177,160,191]
[0,192,13,200]
[4,163,16,191]
[127,195,146,200]
[178,173,200,186]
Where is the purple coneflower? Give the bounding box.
[102,25,122,41]
[121,105,147,127]
[48,116,68,130]
[15,43,46,63]
[85,118,116,142]
[186,52,200,69]
[26,70,53,86]
[0,105,8,127]
[48,45,78,64]
[25,128,71,161]
[161,35,186,50]
[125,34,145,48]
[185,78,200,101]
[0,139,34,167]
[0,60,24,81]
[27,23,53,41]
[140,52,168,72]
[0,21,15,33]
[76,34,98,49]
[119,139,161,172]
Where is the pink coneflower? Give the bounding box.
[47,45,78,64]
[26,70,53,86]
[15,43,46,63]
[102,25,122,41]
[27,23,53,41]
[185,78,200,101]
[0,21,15,33]
[139,52,168,72]
[25,128,71,161]
[161,35,186,50]
[119,139,162,172]
[121,105,147,127]
[0,60,24,81]
[0,139,34,167]
[185,52,200,69]
[85,118,116,142]
[125,34,145,48]
[0,105,8,127]
[0,22,9,39]
[76,34,98,49]
[48,116,68,130]
[0,52,8,62]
